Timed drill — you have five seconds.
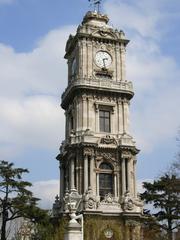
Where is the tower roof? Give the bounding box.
[82,11,109,27]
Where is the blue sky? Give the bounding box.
[0,0,180,208]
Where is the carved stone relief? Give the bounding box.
[121,191,143,213]
[121,150,132,159]
[83,147,94,156]
[83,187,98,210]
[101,193,118,204]
[95,150,119,168]
[100,135,117,145]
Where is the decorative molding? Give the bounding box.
[83,187,98,210]
[121,150,132,159]
[101,193,118,204]
[83,147,94,156]
[94,101,115,113]
[100,135,117,145]
[121,191,143,213]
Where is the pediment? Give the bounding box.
[91,29,118,40]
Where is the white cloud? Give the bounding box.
[0,26,75,159]
[0,26,75,98]
[31,179,59,209]
[0,96,64,154]
[104,0,162,38]
[0,0,180,179]
[104,0,180,153]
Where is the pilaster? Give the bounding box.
[84,154,89,193]
[82,95,88,130]
[120,43,126,81]
[123,99,130,134]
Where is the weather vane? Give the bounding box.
[88,0,102,13]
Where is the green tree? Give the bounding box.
[141,174,180,240]
[0,160,39,240]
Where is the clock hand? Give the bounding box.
[103,57,108,67]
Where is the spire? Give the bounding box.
[88,0,102,13]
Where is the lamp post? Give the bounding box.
[64,189,83,240]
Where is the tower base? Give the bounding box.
[84,214,142,240]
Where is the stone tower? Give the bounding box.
[56,10,143,240]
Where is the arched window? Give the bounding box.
[99,162,113,200]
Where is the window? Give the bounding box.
[99,162,113,200]
[99,110,111,132]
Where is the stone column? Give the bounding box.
[118,100,123,134]
[84,155,88,193]
[122,158,126,195]
[111,109,114,134]
[87,96,93,130]
[133,159,137,197]
[90,155,96,193]
[82,39,87,77]
[79,99,82,130]
[117,172,119,198]
[114,174,117,198]
[127,159,131,192]
[82,95,87,130]
[60,164,64,202]
[87,41,93,78]
[65,112,68,140]
[95,104,99,133]
[76,98,79,132]
[115,44,120,81]
[70,159,75,190]
[96,172,99,196]
[75,157,79,192]
[123,100,130,134]
[120,43,126,81]
[79,162,83,195]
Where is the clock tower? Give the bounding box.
[56,10,143,240]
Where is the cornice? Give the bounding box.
[61,78,134,109]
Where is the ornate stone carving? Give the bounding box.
[121,191,134,211]
[100,135,117,145]
[83,187,98,210]
[96,151,115,161]
[83,147,94,156]
[121,150,132,159]
[64,189,70,212]
[64,189,82,213]
[121,191,143,213]
[104,228,114,239]
[98,193,121,212]
[125,220,140,227]
[95,150,119,168]
[101,193,118,204]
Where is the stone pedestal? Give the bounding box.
[64,219,82,240]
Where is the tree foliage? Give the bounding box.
[141,174,180,240]
[0,160,39,240]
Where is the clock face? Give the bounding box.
[95,51,112,69]
[72,58,77,75]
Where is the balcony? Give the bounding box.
[61,77,134,105]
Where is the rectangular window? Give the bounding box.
[99,110,110,132]
[99,173,113,199]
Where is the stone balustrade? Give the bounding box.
[62,77,134,102]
